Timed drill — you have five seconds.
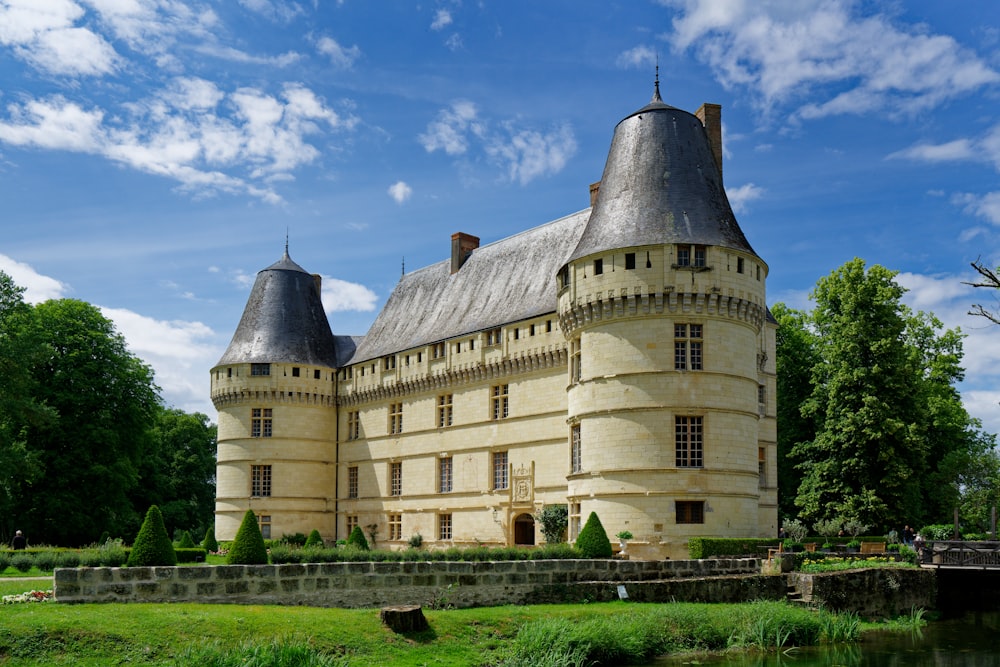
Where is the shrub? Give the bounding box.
[98,531,110,546]
[346,525,369,551]
[176,548,208,563]
[282,532,308,546]
[536,504,568,544]
[33,551,58,572]
[12,553,33,573]
[202,526,219,553]
[782,519,808,542]
[842,519,868,538]
[0,551,10,573]
[688,537,775,559]
[920,524,955,540]
[408,533,423,549]
[575,512,613,558]
[227,510,269,565]
[57,551,81,568]
[176,531,196,548]
[304,529,324,548]
[812,518,841,538]
[100,538,129,566]
[78,549,103,568]
[127,505,178,567]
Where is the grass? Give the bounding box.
[0,598,921,667]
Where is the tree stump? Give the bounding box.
[380,605,429,633]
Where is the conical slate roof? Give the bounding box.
[215,250,340,368]
[567,88,755,264]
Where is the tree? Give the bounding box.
[346,525,369,550]
[127,505,177,567]
[227,510,268,564]
[132,408,217,540]
[12,298,160,545]
[787,259,985,533]
[965,259,1000,325]
[536,504,568,544]
[304,529,324,548]
[202,526,219,553]
[574,512,612,558]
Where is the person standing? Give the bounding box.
[11,530,26,550]
[903,525,914,546]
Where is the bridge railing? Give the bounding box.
[921,541,1000,568]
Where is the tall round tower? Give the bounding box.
[558,86,776,559]
[210,249,340,542]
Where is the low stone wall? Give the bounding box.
[54,558,768,608]
[787,568,936,618]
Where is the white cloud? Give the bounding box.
[0,80,358,203]
[316,35,361,68]
[237,0,304,23]
[953,192,1000,226]
[888,139,976,163]
[726,182,764,214]
[321,276,378,313]
[419,100,482,155]
[616,45,656,70]
[0,254,70,303]
[195,43,301,67]
[387,180,412,204]
[100,305,221,416]
[661,0,1000,119]
[486,123,578,186]
[431,8,452,31]
[0,0,120,76]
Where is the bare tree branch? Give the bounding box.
[964,258,1000,325]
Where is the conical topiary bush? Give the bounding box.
[346,525,369,550]
[177,530,195,548]
[127,505,178,567]
[304,529,324,548]
[227,510,269,564]
[202,526,219,553]
[574,511,613,558]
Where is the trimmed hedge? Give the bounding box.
[127,506,177,567]
[202,527,219,553]
[268,542,581,564]
[346,525,369,551]
[688,537,778,559]
[227,510,269,565]
[304,529,324,548]
[575,512,613,558]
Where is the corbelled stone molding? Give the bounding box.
[211,389,336,410]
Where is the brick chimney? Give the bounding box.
[695,103,723,183]
[451,232,480,274]
[589,181,601,207]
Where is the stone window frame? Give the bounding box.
[251,407,273,438]
[676,500,705,524]
[437,394,453,428]
[491,384,509,420]
[674,323,703,371]
[570,424,582,473]
[390,461,402,497]
[347,410,360,440]
[492,451,509,491]
[257,513,271,539]
[439,456,453,493]
[388,513,402,541]
[438,513,453,541]
[388,402,403,435]
[347,465,358,499]
[675,416,704,468]
[251,464,272,498]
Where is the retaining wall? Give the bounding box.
[787,568,936,618]
[54,558,771,608]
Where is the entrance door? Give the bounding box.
[513,513,535,546]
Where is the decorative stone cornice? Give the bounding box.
[211,388,336,410]
[559,289,765,337]
[339,346,567,407]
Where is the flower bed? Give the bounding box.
[2,589,53,604]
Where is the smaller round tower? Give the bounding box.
[211,249,340,542]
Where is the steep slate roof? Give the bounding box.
[348,210,589,364]
[567,88,756,264]
[215,250,342,368]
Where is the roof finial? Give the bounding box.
[652,55,662,103]
[401,256,405,277]
[284,227,290,257]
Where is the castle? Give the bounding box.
[210,85,777,560]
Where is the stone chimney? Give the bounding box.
[589,181,601,207]
[451,232,480,274]
[312,274,322,295]
[695,103,723,183]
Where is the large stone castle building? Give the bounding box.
[211,86,777,560]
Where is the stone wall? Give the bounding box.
[787,568,936,619]
[54,558,769,608]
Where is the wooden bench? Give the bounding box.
[860,541,886,554]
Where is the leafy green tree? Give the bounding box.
[536,504,568,544]
[127,505,177,567]
[346,525,369,550]
[227,510,269,565]
[574,512,612,558]
[12,298,160,545]
[132,408,217,540]
[771,303,820,520]
[788,259,986,533]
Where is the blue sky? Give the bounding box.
[3,0,1000,434]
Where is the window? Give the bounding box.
[388,403,403,434]
[437,394,453,428]
[251,408,273,438]
[487,328,502,346]
[347,466,358,499]
[530,324,536,336]
[314,369,321,379]
[390,462,402,496]
[570,339,582,383]
[557,265,570,289]
[469,338,475,350]
[569,502,581,540]
[432,342,446,359]
[347,410,360,440]
[251,464,272,497]
[675,416,704,468]
[676,501,705,524]
[546,320,552,333]
[227,367,232,378]
[674,324,703,371]
[625,252,636,270]
[384,355,396,370]
[514,327,520,340]
[492,451,508,490]
[388,514,402,541]
[439,456,453,493]
[257,514,271,539]
[758,385,766,415]
[438,513,453,541]
[346,515,358,535]
[758,447,766,489]
[570,424,582,473]
[676,245,706,267]
[737,257,745,274]
[251,363,270,376]
[594,258,603,275]
[491,384,509,420]
[291,367,300,377]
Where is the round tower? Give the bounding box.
[211,249,340,542]
[558,86,775,559]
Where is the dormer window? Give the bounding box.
[251,363,270,376]
[676,245,706,268]
[594,258,604,275]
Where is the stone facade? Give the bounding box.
[210,88,778,559]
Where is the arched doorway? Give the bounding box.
[513,513,535,546]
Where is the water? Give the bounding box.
[656,613,1000,666]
